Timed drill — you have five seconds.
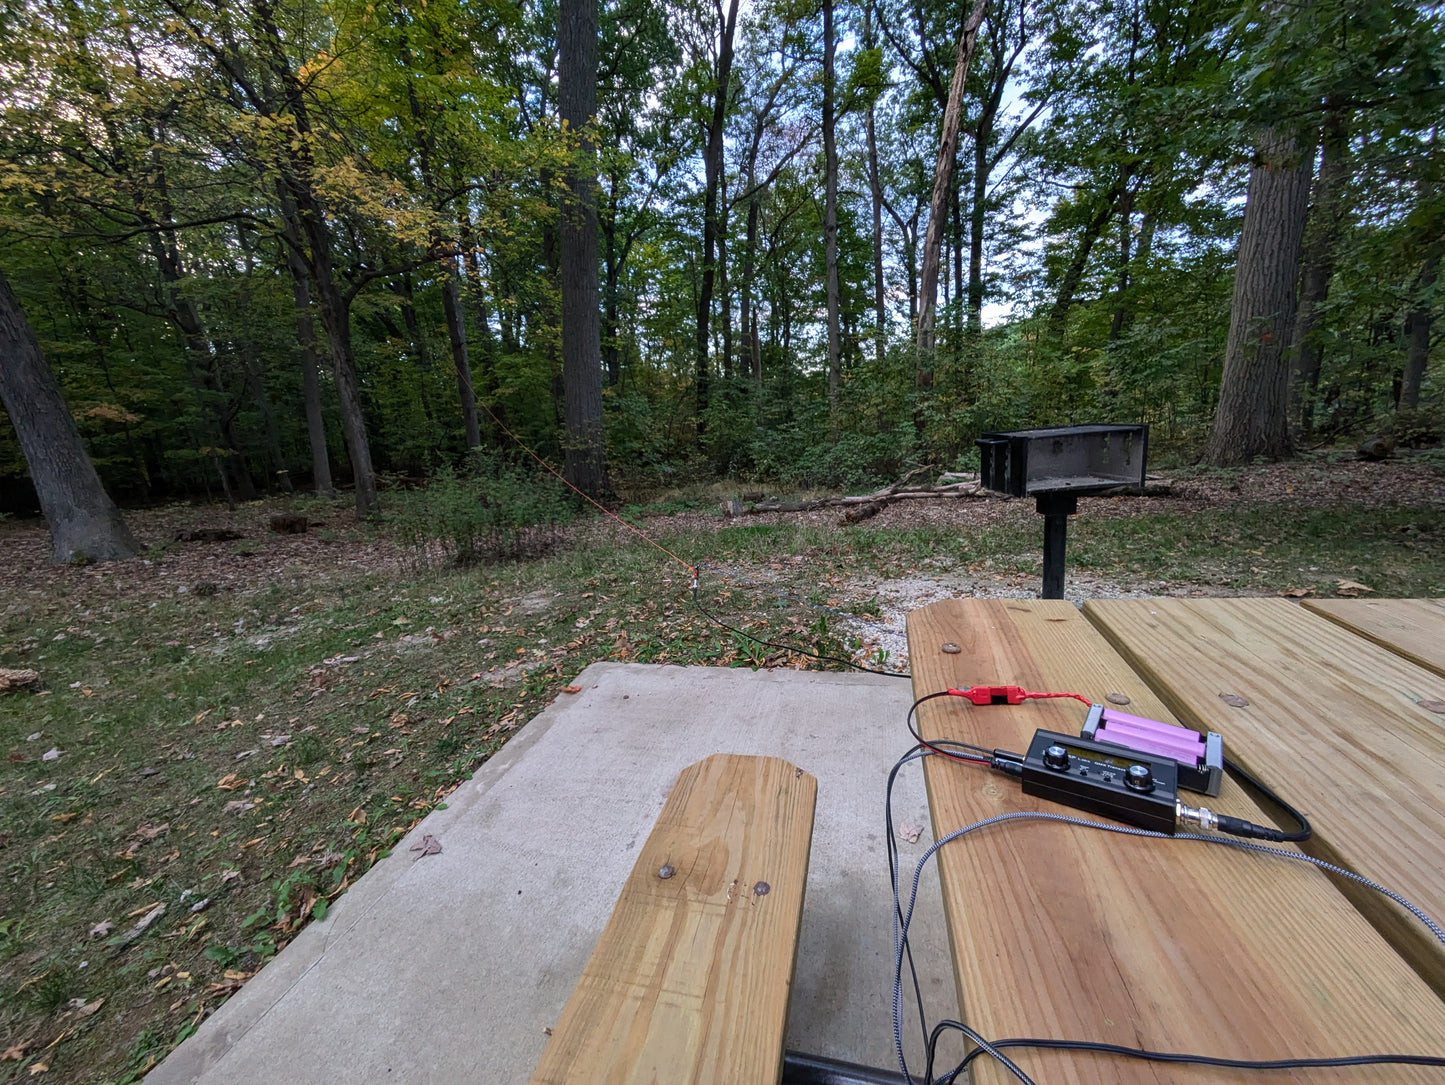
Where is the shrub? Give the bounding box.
[383,453,577,566]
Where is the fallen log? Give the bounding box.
[743,480,984,517]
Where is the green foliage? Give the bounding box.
[383,453,577,566]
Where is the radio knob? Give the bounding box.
[1124,763,1154,792]
[1043,745,1070,771]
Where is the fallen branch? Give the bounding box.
[736,477,985,518]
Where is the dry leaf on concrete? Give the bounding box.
[409,834,442,859]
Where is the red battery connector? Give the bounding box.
[949,685,1029,705]
[946,686,1093,707]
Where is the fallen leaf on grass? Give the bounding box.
[1335,579,1373,597]
[89,920,114,938]
[42,748,61,761]
[1280,587,1311,598]
[132,822,169,843]
[73,998,104,1018]
[222,800,256,816]
[218,869,240,883]
[215,773,244,790]
[409,834,442,859]
[2,1044,28,1061]
[28,1061,47,1074]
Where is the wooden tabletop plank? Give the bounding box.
[530,753,816,1085]
[1085,597,1445,996]
[908,598,1445,1084]
[1302,597,1445,678]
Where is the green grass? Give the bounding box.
[1,484,1441,1080]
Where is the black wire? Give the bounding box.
[943,1032,1445,1075]
[906,690,996,763]
[689,571,912,678]
[1224,755,1312,842]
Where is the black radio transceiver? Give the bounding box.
[1020,729,1178,833]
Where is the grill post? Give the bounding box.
[1037,492,1077,599]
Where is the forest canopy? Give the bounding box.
[1,0,1441,513]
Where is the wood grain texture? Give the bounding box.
[529,753,816,1085]
[1085,597,1445,997]
[908,598,1445,1084]
[1302,597,1445,677]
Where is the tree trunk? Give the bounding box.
[1402,252,1438,410]
[1047,186,1121,341]
[282,219,335,496]
[0,269,137,563]
[558,0,608,496]
[1291,112,1349,439]
[823,0,842,425]
[865,2,886,368]
[440,262,481,449]
[866,102,886,368]
[916,0,988,357]
[1204,128,1313,466]
[696,0,742,423]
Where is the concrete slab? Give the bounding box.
[149,663,956,1084]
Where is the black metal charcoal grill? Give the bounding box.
[976,424,1148,599]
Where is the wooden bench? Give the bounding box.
[907,598,1445,1082]
[529,753,817,1085]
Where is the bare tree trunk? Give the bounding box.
[1047,185,1122,341]
[281,216,335,496]
[865,2,886,368]
[1291,112,1349,439]
[440,263,481,449]
[916,0,988,357]
[0,269,137,563]
[695,0,741,423]
[558,0,608,495]
[1204,128,1313,465]
[867,110,886,367]
[1402,252,1438,410]
[823,0,842,425]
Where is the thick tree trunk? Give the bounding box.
[558,0,608,496]
[1204,128,1313,466]
[1291,113,1349,439]
[0,270,137,563]
[916,0,987,357]
[695,0,741,422]
[1402,253,1438,410]
[823,0,841,423]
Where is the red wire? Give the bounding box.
[1021,690,1093,706]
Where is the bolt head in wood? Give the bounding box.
[657,865,675,880]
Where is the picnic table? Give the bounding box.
[906,597,1445,1083]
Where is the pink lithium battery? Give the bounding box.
[1081,704,1223,796]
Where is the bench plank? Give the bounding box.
[1302,597,1445,677]
[1086,597,1445,994]
[530,753,816,1085]
[908,598,1445,1083]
